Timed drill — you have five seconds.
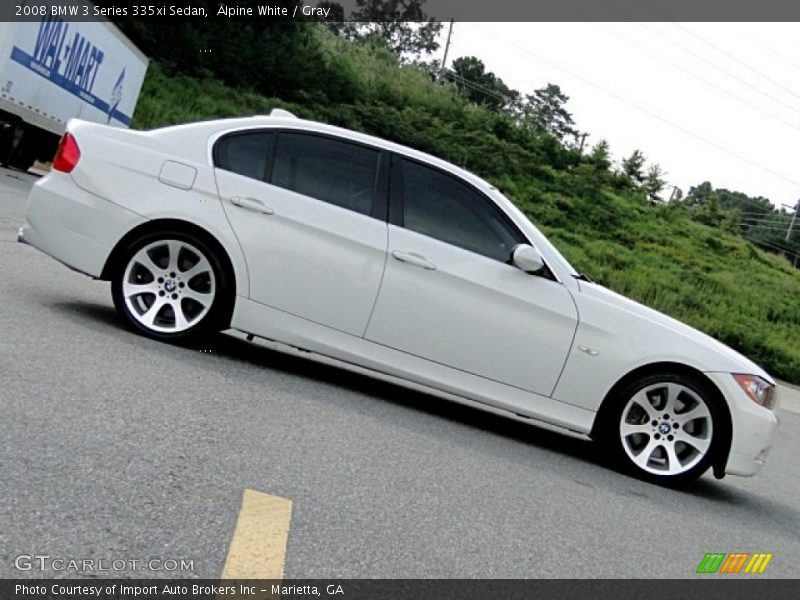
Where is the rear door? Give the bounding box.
[214,129,389,336]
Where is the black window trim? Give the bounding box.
[213,127,389,222]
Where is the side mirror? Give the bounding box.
[512,244,545,273]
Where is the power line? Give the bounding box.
[742,224,796,235]
[596,0,800,118]
[740,31,800,75]
[739,206,792,213]
[603,25,800,133]
[740,224,792,230]
[746,235,798,246]
[669,22,800,107]
[633,0,800,108]
[738,210,788,216]
[739,213,792,220]
[740,213,792,219]
[729,217,788,223]
[740,225,792,231]
[739,209,796,219]
[469,23,800,189]
[740,225,797,237]
[634,22,800,120]
[744,237,800,258]
[445,70,513,104]
[740,218,790,223]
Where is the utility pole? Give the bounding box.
[668,185,679,202]
[577,132,588,156]
[787,200,799,241]
[440,19,454,81]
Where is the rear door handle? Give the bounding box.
[391,250,437,270]
[230,196,275,215]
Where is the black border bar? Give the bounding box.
[3,579,800,600]
[6,0,800,22]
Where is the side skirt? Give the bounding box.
[230,296,596,438]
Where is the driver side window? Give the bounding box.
[398,158,523,262]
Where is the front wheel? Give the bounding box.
[604,373,726,484]
[112,232,231,342]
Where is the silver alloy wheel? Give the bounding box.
[619,382,713,476]
[122,239,216,334]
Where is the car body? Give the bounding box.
[18,110,779,483]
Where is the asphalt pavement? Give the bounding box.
[1,168,798,579]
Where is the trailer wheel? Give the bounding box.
[4,124,35,171]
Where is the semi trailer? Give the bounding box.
[0,11,148,170]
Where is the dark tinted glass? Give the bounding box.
[214,132,271,181]
[271,133,379,216]
[401,159,522,262]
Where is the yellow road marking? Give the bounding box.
[221,489,293,579]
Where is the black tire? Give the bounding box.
[598,371,727,485]
[4,123,37,171]
[111,230,232,343]
[8,152,35,172]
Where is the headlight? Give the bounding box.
[732,374,777,409]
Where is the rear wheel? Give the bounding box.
[603,372,725,484]
[111,231,231,342]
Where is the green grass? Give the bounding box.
[132,63,800,384]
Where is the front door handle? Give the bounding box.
[230,196,275,215]
[391,250,437,270]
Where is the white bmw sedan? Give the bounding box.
[19,110,778,484]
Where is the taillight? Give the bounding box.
[53,132,80,173]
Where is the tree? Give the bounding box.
[587,139,611,170]
[684,184,739,230]
[716,188,773,215]
[682,181,715,209]
[116,2,361,104]
[692,192,725,227]
[448,56,515,112]
[682,182,797,247]
[520,84,579,141]
[621,150,646,184]
[317,2,346,34]
[344,0,442,59]
[643,164,666,202]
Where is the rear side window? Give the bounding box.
[398,158,523,262]
[271,133,379,216]
[215,132,272,181]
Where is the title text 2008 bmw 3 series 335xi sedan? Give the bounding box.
[18,109,779,485]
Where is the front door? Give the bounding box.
[365,157,578,397]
